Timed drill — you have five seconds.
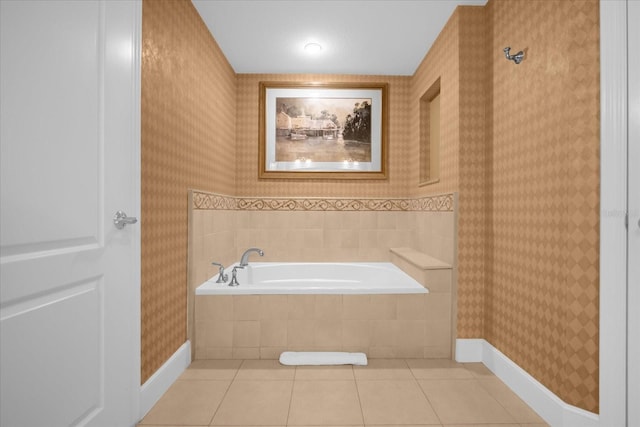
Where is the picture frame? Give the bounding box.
[259,82,388,179]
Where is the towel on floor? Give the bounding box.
[279,351,368,366]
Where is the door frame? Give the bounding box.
[599,1,628,426]
[625,1,639,425]
[128,0,143,424]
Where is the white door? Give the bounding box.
[0,1,140,426]
[628,1,640,425]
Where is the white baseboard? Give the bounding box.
[455,339,599,427]
[139,340,191,420]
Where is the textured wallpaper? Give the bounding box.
[411,7,488,340]
[141,0,237,383]
[411,0,599,412]
[484,0,600,412]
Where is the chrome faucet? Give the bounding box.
[211,262,228,283]
[228,265,244,287]
[239,247,264,267]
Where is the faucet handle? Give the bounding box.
[211,262,228,283]
[229,265,244,287]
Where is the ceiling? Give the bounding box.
[191,0,487,76]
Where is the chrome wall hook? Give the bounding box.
[504,47,524,64]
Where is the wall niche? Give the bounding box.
[419,78,441,186]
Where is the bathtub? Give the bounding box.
[196,262,428,295]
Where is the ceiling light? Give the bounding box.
[304,42,322,53]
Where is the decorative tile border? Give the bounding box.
[192,190,454,212]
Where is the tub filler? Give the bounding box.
[196,262,428,295]
[194,262,454,360]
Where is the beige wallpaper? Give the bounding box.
[411,7,488,340]
[410,0,599,412]
[484,0,600,412]
[410,12,460,197]
[141,0,237,383]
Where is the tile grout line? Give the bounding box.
[284,365,298,426]
[474,375,526,424]
[352,365,368,427]
[408,358,447,427]
[206,360,244,426]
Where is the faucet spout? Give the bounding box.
[239,247,264,267]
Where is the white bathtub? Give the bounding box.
[196,262,428,295]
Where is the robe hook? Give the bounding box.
[504,47,524,64]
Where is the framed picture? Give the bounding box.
[259,82,388,179]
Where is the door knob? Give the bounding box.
[113,210,138,229]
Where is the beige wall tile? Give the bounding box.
[425,292,452,321]
[376,212,397,230]
[341,212,364,231]
[359,211,378,229]
[314,295,342,320]
[314,319,343,347]
[288,295,315,319]
[423,345,451,358]
[323,229,343,248]
[369,295,397,320]
[371,320,396,346]
[260,320,287,347]
[358,229,379,249]
[395,346,425,358]
[395,320,427,348]
[233,296,260,320]
[424,319,452,349]
[342,295,371,320]
[424,269,452,293]
[211,210,236,233]
[397,294,427,320]
[287,319,315,346]
[322,211,342,230]
[199,347,232,359]
[231,347,260,359]
[368,346,397,358]
[197,320,233,348]
[260,347,287,359]
[233,321,260,347]
[259,295,289,320]
[342,345,370,353]
[196,296,233,321]
[358,247,389,261]
[342,320,372,348]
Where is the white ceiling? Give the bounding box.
[191,0,487,76]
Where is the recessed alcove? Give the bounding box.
[419,78,441,186]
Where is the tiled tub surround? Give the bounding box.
[188,190,456,361]
[195,292,453,360]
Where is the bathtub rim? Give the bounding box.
[196,261,428,295]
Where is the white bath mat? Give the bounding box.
[279,351,368,366]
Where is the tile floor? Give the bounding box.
[137,359,549,427]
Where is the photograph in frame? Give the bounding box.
[259,82,388,179]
